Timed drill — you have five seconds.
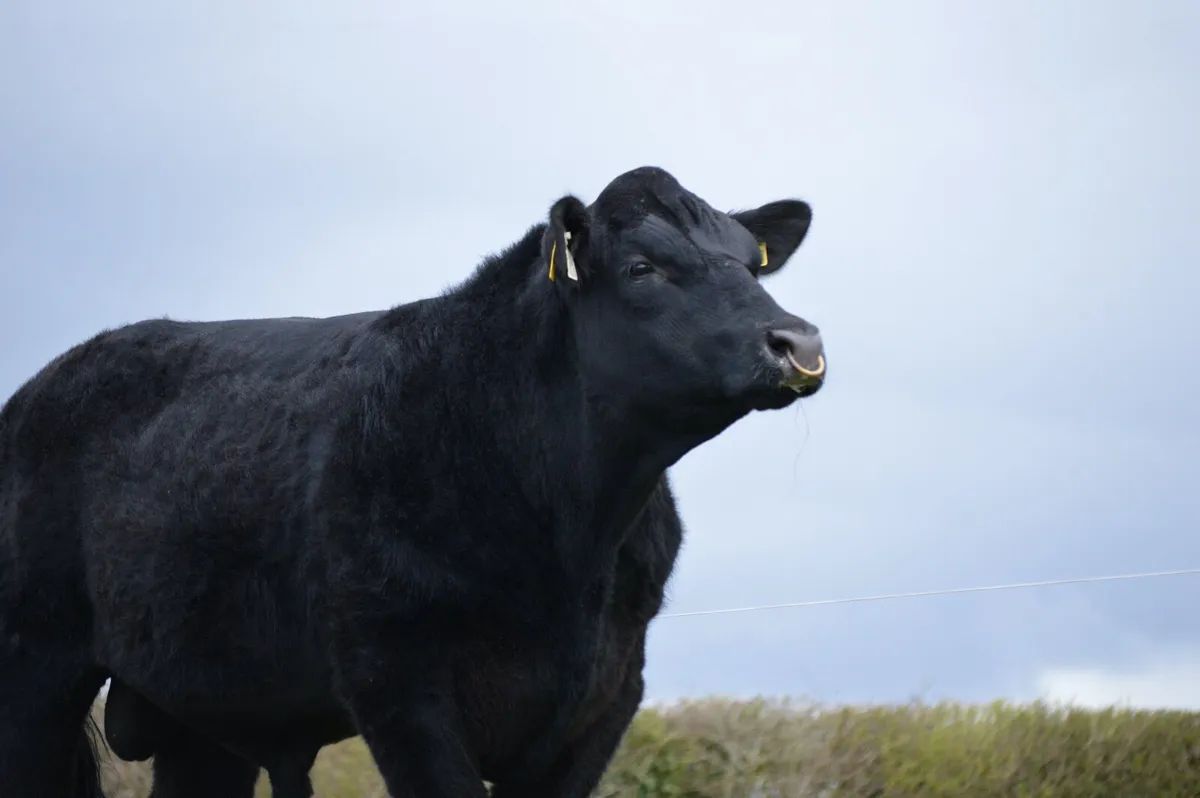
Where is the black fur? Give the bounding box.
[0,166,825,797]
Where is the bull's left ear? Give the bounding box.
[542,194,592,285]
[730,199,812,277]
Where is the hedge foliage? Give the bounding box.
[96,696,1200,797]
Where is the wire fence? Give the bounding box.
[657,567,1200,619]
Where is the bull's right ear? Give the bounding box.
[542,195,591,284]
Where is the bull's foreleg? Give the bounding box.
[146,724,261,798]
[490,652,646,798]
[330,620,489,798]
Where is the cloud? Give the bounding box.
[3,0,1199,708]
[1037,647,1200,711]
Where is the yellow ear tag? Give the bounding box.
[549,233,578,282]
[759,241,769,270]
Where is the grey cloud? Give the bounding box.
[3,0,1198,706]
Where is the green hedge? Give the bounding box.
[96,697,1200,797]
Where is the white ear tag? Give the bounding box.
[564,231,579,281]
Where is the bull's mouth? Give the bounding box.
[780,352,826,394]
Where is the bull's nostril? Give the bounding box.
[766,329,813,357]
[766,328,825,377]
[766,333,790,358]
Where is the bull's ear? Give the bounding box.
[542,195,591,285]
[730,199,812,277]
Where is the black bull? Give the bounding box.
[0,166,828,798]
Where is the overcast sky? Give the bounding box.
[4,1,1199,711]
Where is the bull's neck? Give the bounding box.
[516,330,678,554]
[568,394,709,541]
[441,264,685,561]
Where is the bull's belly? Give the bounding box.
[87,526,331,707]
[177,702,358,762]
[104,669,354,769]
[92,577,336,738]
[96,622,332,711]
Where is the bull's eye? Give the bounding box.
[628,261,654,279]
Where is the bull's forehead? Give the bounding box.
[592,166,759,263]
[636,211,759,266]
